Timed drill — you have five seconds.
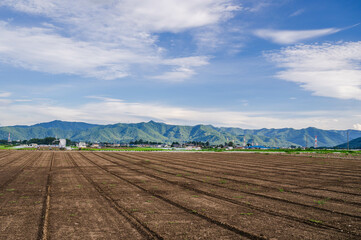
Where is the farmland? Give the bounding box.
[0,151,360,239]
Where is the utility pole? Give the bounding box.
[8,132,11,143]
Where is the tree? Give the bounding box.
[227,141,234,147]
[171,142,180,147]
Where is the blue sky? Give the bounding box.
[0,0,360,129]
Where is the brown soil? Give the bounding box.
[0,150,360,239]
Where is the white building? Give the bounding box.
[77,142,87,148]
[59,139,66,148]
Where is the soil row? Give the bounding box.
[81,152,356,239]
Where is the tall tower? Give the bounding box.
[314,136,318,148]
[243,136,246,147]
[8,132,11,143]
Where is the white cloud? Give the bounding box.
[0,21,210,80]
[14,99,32,102]
[0,97,359,130]
[0,99,12,104]
[0,22,135,79]
[243,1,272,13]
[0,0,240,34]
[290,9,305,17]
[152,68,196,82]
[354,124,361,130]
[266,41,361,100]
[254,28,342,44]
[152,56,209,81]
[0,1,240,81]
[0,0,241,53]
[162,56,210,67]
[0,92,11,98]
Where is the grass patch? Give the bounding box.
[69,213,76,217]
[0,193,4,196]
[9,201,17,203]
[314,198,330,205]
[191,195,199,198]
[0,145,12,149]
[6,189,15,192]
[279,188,285,192]
[176,174,182,177]
[219,179,228,184]
[240,212,253,216]
[82,147,166,152]
[309,219,322,224]
[314,200,326,205]
[168,221,180,224]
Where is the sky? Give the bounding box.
[0,0,360,130]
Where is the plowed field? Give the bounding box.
[1,150,360,239]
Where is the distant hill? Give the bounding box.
[1,120,361,147]
[335,136,361,149]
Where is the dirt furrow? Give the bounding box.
[0,152,42,190]
[106,152,361,217]
[78,152,265,240]
[37,152,54,240]
[151,152,361,179]
[114,152,361,206]
[84,152,355,240]
[0,152,49,240]
[0,152,29,168]
[131,152,361,196]
[96,152,361,237]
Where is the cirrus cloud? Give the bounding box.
[0,0,241,81]
[254,28,342,44]
[0,92,12,98]
[266,41,361,100]
[0,21,211,81]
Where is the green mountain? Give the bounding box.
[1,120,361,147]
[335,137,361,149]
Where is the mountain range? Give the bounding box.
[1,120,361,147]
[335,136,361,149]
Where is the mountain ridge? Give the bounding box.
[1,120,361,147]
[336,137,361,149]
